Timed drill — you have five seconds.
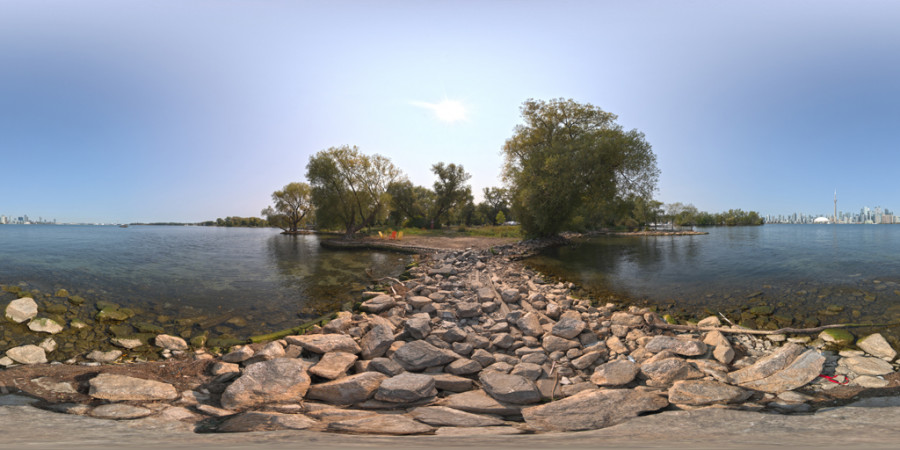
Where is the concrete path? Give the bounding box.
[2,395,900,449]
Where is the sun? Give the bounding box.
[432,100,466,123]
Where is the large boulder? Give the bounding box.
[88,374,178,401]
[391,340,457,371]
[737,349,825,393]
[5,297,38,323]
[220,358,311,410]
[522,389,668,432]
[305,372,386,404]
[727,343,806,385]
[479,371,541,405]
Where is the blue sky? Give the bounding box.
[2,0,900,223]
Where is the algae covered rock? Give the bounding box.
[819,329,854,346]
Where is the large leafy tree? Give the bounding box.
[261,182,314,233]
[429,162,471,228]
[502,98,660,237]
[386,180,434,228]
[306,145,402,237]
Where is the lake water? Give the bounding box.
[0,225,408,356]
[526,225,900,343]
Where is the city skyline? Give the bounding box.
[3,1,900,223]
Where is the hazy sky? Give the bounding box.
[2,0,900,223]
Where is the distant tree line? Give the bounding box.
[199,216,269,228]
[663,203,764,227]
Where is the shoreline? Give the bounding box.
[2,235,898,438]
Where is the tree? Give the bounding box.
[502,98,660,237]
[261,182,313,233]
[482,187,511,224]
[429,162,472,228]
[386,180,434,228]
[306,145,402,237]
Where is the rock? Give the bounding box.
[37,338,57,353]
[310,352,358,380]
[89,374,178,401]
[610,311,644,327]
[404,317,431,340]
[510,362,543,381]
[640,358,703,384]
[668,380,749,406]
[431,373,474,392]
[286,334,361,354]
[738,349,825,393]
[714,345,735,364]
[357,325,394,361]
[446,358,482,375]
[220,358,311,410]
[368,357,404,376]
[572,350,603,370]
[819,329,854,346]
[857,333,897,360]
[408,406,505,427]
[516,312,544,337]
[87,349,122,363]
[500,289,520,303]
[457,302,481,318]
[27,318,63,334]
[306,372,387,404]
[479,371,541,405]
[522,388,668,432]
[551,311,586,339]
[5,297,38,323]
[840,355,895,376]
[727,343,806,385]
[391,340,457,371]
[112,337,144,349]
[591,360,639,386]
[210,361,241,376]
[326,414,434,435]
[439,390,521,416]
[6,345,47,365]
[89,404,152,420]
[374,373,436,402]
[217,412,318,432]
[360,294,396,314]
[645,335,707,356]
[855,375,889,388]
[155,334,189,351]
[697,316,722,327]
[542,335,579,353]
[32,377,77,394]
[434,426,524,436]
[158,406,200,422]
[221,346,255,363]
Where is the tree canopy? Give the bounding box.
[430,162,472,228]
[502,98,660,237]
[261,182,313,233]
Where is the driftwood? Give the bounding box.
[648,320,900,336]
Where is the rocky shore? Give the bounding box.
[2,240,899,436]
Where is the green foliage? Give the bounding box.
[386,180,434,228]
[430,162,472,228]
[261,182,313,233]
[306,145,402,237]
[692,208,764,226]
[200,216,269,227]
[502,98,660,237]
[495,210,506,225]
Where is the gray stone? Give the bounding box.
[5,297,38,323]
[522,388,669,432]
[210,361,241,376]
[500,289,520,303]
[89,404,152,420]
[645,335,707,356]
[221,346,254,363]
[374,373,436,403]
[360,294,396,314]
[431,373,474,392]
[552,311,586,339]
[668,380,749,405]
[286,334,361,354]
[306,372,387,404]
[471,348,495,367]
[27,318,63,334]
[89,374,178,401]
[154,334,188,351]
[840,355,894,376]
[855,375,889,388]
[446,358,482,375]
[220,358,311,410]
[442,326,468,343]
[368,357,404,376]
[572,350,603,370]
[86,349,122,363]
[439,389,521,416]
[857,333,897,360]
[256,341,286,359]
[409,406,505,427]
[610,311,644,327]
[310,352,358,380]
[217,411,318,432]
[738,349,825,393]
[476,287,494,302]
[640,358,703,384]
[516,312,544,337]
[32,377,77,394]
[490,333,515,349]
[727,343,806,385]
[542,335,579,353]
[360,324,394,359]
[111,337,143,349]
[479,371,541,405]
[404,317,431,339]
[38,338,57,353]
[392,340,457,371]
[714,344,735,365]
[457,302,481,318]
[591,360,639,386]
[5,345,47,365]
[510,362,543,381]
[326,414,434,435]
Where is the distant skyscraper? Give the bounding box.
[834,190,837,224]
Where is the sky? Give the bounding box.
[2,0,900,223]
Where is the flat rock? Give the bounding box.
[391,340,457,371]
[111,337,143,349]
[434,426,524,436]
[728,343,806,385]
[738,349,825,393]
[220,358,311,410]
[5,297,38,323]
[840,355,894,376]
[610,311,644,327]
[89,404,152,420]
[221,346,254,363]
[479,371,541,405]
[431,373,474,392]
[640,358,703,384]
[86,349,122,363]
[857,333,897,360]
[446,357,482,375]
[542,335,579,353]
[27,318,64,334]
[591,360,639,386]
[306,371,387,404]
[309,352,358,380]
[32,377,77,394]
[645,335,707,356]
[668,380,749,406]
[217,411,318,432]
[368,357,404,376]
[855,375,890,388]
[408,405,505,427]
[439,389,522,416]
[522,388,669,432]
[551,311,586,339]
[359,324,394,360]
[374,373,436,403]
[286,334,361,354]
[89,374,178,401]
[326,414,434,435]
[155,334,189,351]
[5,345,47,365]
[360,294,396,314]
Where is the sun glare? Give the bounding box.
[412,99,467,123]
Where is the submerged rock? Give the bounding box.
[5,297,38,323]
[6,344,47,365]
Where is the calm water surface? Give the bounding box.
[0,225,408,354]
[527,225,900,341]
